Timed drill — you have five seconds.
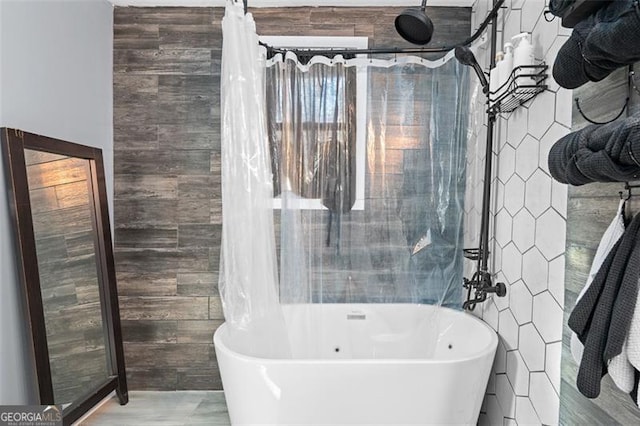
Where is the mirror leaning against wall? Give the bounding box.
[1,128,128,426]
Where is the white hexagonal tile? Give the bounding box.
[502,243,523,284]
[535,209,567,260]
[512,209,535,253]
[499,309,519,350]
[512,0,525,10]
[509,280,533,325]
[551,179,568,218]
[546,341,562,394]
[507,107,528,148]
[498,144,516,184]
[498,116,508,152]
[530,372,560,425]
[465,183,475,213]
[493,272,510,312]
[556,87,573,128]
[494,339,507,374]
[504,175,525,216]
[538,122,570,173]
[483,298,499,331]
[473,0,489,29]
[519,323,546,371]
[525,168,552,218]
[548,255,565,307]
[492,244,504,275]
[478,125,488,160]
[521,0,544,32]
[494,180,506,212]
[515,135,540,181]
[532,14,559,59]
[533,291,563,342]
[522,247,549,295]
[504,9,522,42]
[496,374,517,418]
[495,209,513,248]
[516,396,541,425]
[474,179,484,211]
[507,350,530,396]
[528,90,556,140]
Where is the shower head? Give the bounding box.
[454,46,489,94]
[395,0,434,45]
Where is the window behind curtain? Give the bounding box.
[266,59,357,213]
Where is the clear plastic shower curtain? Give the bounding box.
[267,54,471,309]
[219,1,288,357]
[220,0,473,357]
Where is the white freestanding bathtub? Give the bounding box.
[214,304,498,426]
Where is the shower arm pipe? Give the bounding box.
[478,0,499,276]
[258,0,506,58]
[462,0,505,311]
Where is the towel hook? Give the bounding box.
[621,182,633,201]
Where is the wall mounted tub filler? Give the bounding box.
[455,0,508,311]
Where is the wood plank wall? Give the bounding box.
[113,6,470,390]
[26,151,109,404]
[560,65,640,424]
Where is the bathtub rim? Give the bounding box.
[213,303,498,365]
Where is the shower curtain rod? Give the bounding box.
[258,0,505,58]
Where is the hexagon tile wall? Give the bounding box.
[465,1,571,425]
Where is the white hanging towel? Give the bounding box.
[609,325,636,393]
[571,200,626,366]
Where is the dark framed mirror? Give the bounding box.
[1,128,128,425]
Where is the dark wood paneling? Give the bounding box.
[115,227,178,249]
[177,175,220,199]
[115,150,211,175]
[123,343,212,367]
[116,271,178,297]
[126,368,177,391]
[114,7,216,26]
[119,297,209,320]
[115,199,178,226]
[114,25,160,50]
[114,125,158,151]
[160,24,222,49]
[177,320,223,343]
[177,224,221,248]
[114,49,213,75]
[177,368,223,390]
[177,272,217,296]
[158,125,220,151]
[121,320,178,343]
[114,175,177,200]
[115,248,210,273]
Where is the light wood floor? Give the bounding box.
[81,391,231,425]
